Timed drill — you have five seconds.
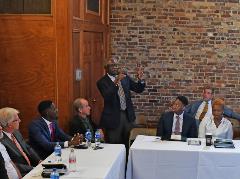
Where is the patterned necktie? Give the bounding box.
[49,123,55,141]
[11,134,31,166]
[174,115,181,135]
[199,101,208,121]
[118,82,126,110]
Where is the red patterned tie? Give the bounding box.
[174,115,181,135]
[11,134,31,166]
[49,123,55,141]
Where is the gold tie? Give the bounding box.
[199,101,208,121]
[11,134,31,166]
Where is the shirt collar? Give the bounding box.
[107,73,116,82]
[42,117,51,126]
[174,111,184,119]
[3,131,12,139]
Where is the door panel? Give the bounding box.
[81,31,104,125]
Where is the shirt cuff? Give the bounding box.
[64,141,68,148]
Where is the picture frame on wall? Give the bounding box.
[86,0,100,15]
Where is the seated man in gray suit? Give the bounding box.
[157,96,197,140]
[185,85,240,126]
[0,107,41,177]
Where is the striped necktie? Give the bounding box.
[11,134,31,166]
[199,101,208,121]
[174,115,181,135]
[118,82,126,110]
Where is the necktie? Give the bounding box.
[118,82,126,110]
[49,123,55,141]
[174,115,181,135]
[11,134,31,166]
[199,101,208,121]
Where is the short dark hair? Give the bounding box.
[176,96,188,106]
[38,100,53,114]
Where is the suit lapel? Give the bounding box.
[13,131,30,156]
[39,118,51,139]
[182,113,188,135]
[1,133,22,157]
[166,112,174,134]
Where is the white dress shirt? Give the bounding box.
[198,115,233,139]
[42,117,68,147]
[172,112,184,134]
[0,142,19,179]
[195,100,212,120]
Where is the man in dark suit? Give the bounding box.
[0,107,41,177]
[185,86,240,126]
[97,59,145,149]
[69,98,104,141]
[0,152,9,179]
[157,96,197,140]
[29,100,82,159]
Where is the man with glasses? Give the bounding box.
[97,59,145,150]
[29,100,82,159]
[0,107,41,177]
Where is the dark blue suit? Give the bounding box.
[97,74,145,129]
[28,117,71,159]
[185,100,240,121]
[156,112,197,140]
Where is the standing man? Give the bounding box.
[97,60,145,149]
[156,96,197,140]
[29,100,82,159]
[185,86,240,125]
[0,107,41,177]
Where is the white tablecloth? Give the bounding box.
[23,143,126,179]
[126,135,240,179]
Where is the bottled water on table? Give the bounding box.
[95,129,101,148]
[69,148,76,172]
[54,142,62,162]
[50,168,59,179]
[85,129,92,147]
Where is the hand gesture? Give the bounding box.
[69,133,83,146]
[114,72,126,85]
[136,63,144,80]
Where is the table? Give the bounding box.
[23,143,126,179]
[126,135,240,179]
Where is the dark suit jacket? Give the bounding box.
[0,151,9,179]
[185,100,240,120]
[28,117,71,159]
[69,115,96,136]
[0,130,40,177]
[97,74,145,129]
[156,112,197,140]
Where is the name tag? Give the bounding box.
[171,135,181,140]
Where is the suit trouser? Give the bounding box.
[105,111,132,150]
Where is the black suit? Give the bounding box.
[156,112,197,140]
[97,74,145,147]
[0,130,40,177]
[0,152,9,179]
[69,115,96,137]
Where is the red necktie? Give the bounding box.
[174,115,181,135]
[49,123,55,141]
[11,134,31,166]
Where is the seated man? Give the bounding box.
[185,86,240,126]
[69,98,104,141]
[198,98,233,139]
[0,107,40,177]
[29,100,82,159]
[156,96,197,140]
[0,125,21,179]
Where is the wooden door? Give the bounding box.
[81,31,104,125]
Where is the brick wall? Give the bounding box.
[110,0,240,122]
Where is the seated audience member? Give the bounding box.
[69,98,104,141]
[185,86,240,126]
[156,96,197,140]
[29,100,82,159]
[0,125,21,179]
[198,98,233,139]
[0,107,41,177]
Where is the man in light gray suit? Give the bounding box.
[185,86,240,126]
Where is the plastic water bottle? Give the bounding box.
[85,129,92,147]
[54,142,62,162]
[69,148,76,172]
[95,129,101,148]
[50,168,59,179]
